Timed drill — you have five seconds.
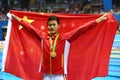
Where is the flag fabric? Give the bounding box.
[2,10,118,80]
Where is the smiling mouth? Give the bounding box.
[49,28,54,31]
[50,30,55,33]
[49,29,56,34]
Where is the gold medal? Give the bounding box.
[50,52,56,58]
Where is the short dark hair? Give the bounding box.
[47,15,60,25]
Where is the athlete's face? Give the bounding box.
[48,20,59,34]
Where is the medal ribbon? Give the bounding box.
[49,33,59,73]
[50,34,59,52]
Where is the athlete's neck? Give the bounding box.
[50,32,59,36]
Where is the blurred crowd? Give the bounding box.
[0,0,120,17]
[0,0,120,33]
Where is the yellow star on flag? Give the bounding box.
[19,16,34,30]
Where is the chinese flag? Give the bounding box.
[2,10,118,80]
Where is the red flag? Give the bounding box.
[2,10,118,80]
